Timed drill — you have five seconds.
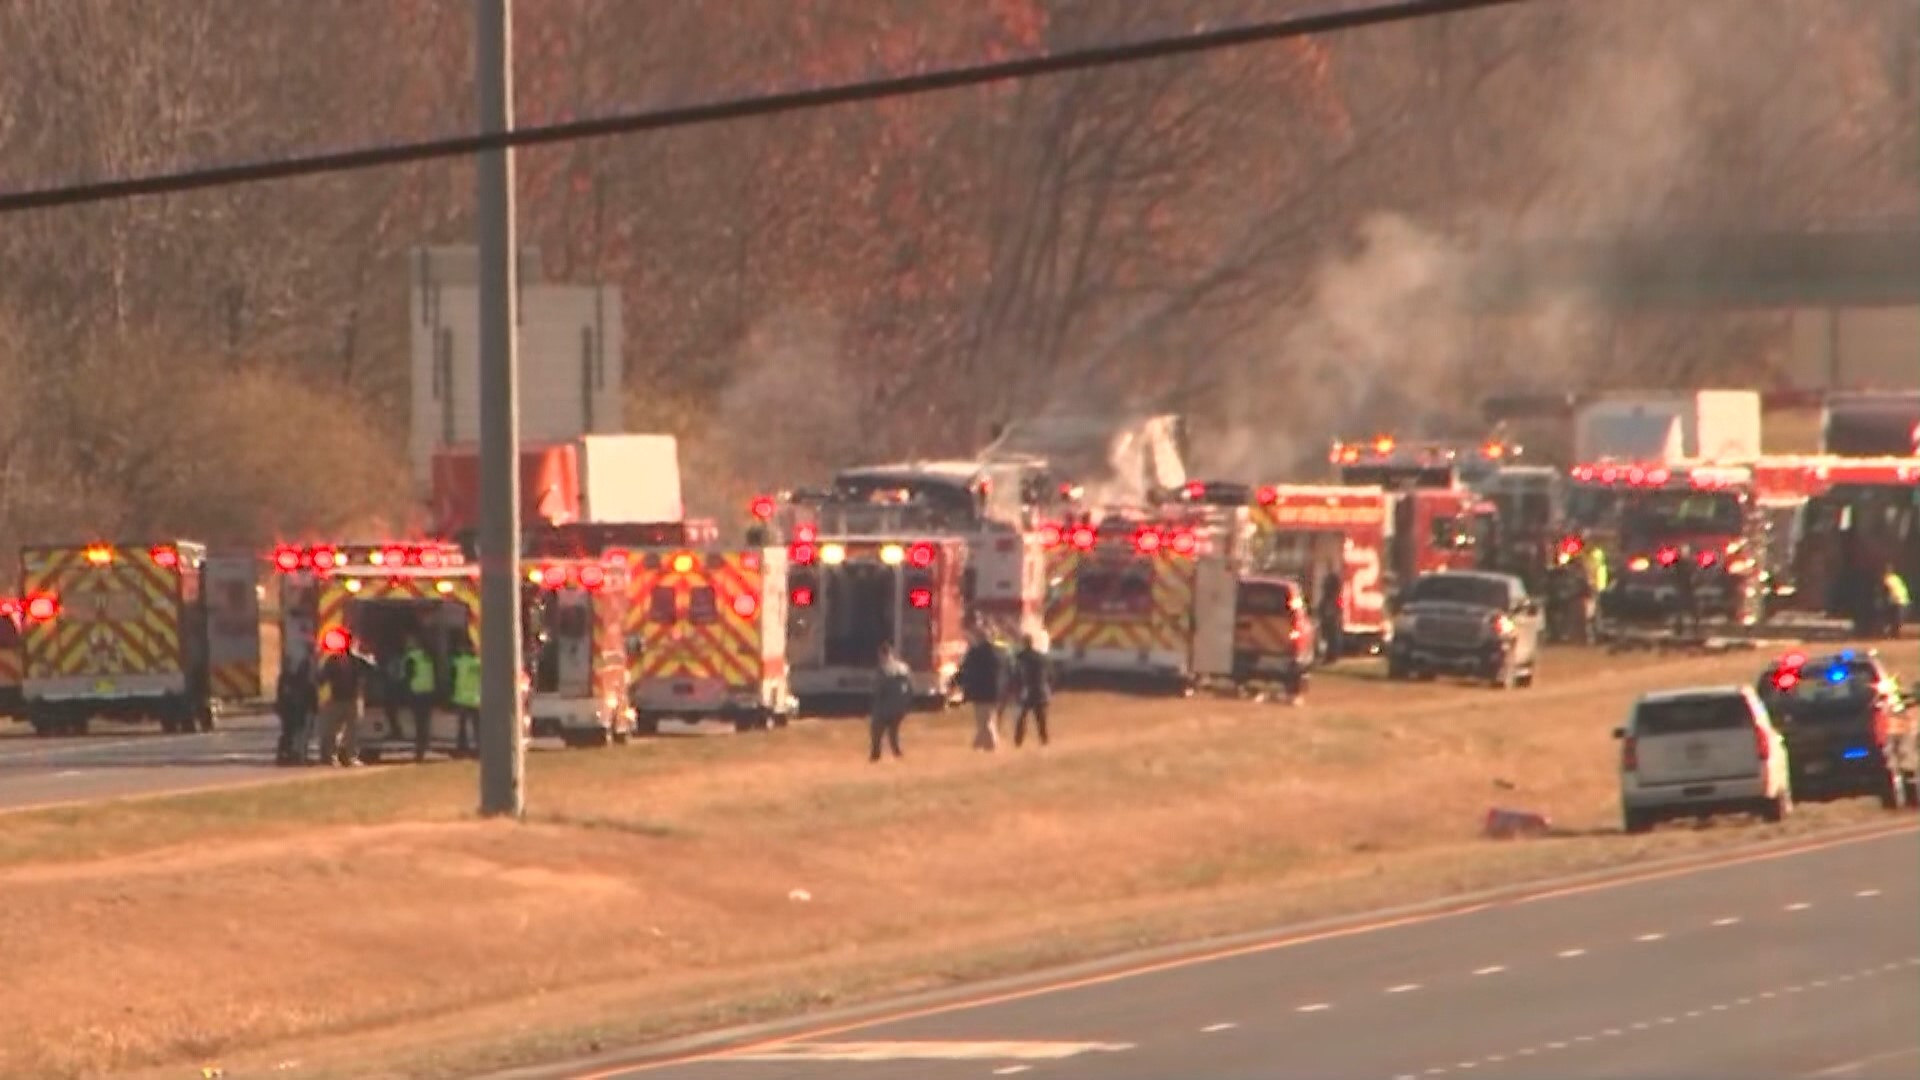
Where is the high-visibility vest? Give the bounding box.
[1887,573,1912,609]
[1587,546,1609,593]
[450,653,481,708]
[405,647,436,695]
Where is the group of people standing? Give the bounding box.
[274,632,484,767]
[867,624,1053,762]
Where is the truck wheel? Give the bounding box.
[1623,808,1655,835]
[636,716,660,737]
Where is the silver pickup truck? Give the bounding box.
[1385,570,1542,689]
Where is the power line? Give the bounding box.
[0,0,1529,215]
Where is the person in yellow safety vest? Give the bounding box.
[402,634,437,763]
[1585,542,1610,596]
[1884,571,1910,638]
[450,637,481,760]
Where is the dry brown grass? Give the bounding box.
[2,646,1904,1079]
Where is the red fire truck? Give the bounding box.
[1248,484,1392,658]
[1750,456,1919,623]
[1566,461,1770,628]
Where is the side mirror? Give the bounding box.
[1611,726,1626,740]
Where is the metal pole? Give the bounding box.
[474,0,524,817]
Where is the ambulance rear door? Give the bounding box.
[205,553,262,700]
[1190,554,1238,679]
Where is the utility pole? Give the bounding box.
[474,0,524,817]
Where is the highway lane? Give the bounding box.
[0,711,287,810]
[592,825,1920,1080]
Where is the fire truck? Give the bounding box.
[522,558,638,746]
[270,541,468,668]
[18,541,215,736]
[756,458,1052,643]
[1565,462,1770,628]
[1749,456,1919,622]
[1248,484,1393,658]
[784,532,970,713]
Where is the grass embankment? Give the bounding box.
[1,647,1902,1079]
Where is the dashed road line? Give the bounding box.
[1635,932,1666,942]
[1854,889,1880,898]
[1472,965,1506,976]
[1202,1023,1236,1033]
[992,1068,1030,1077]
[1387,983,1422,994]
[1785,901,1812,911]
[1297,1002,1331,1013]
[1557,947,1587,958]
[1712,916,1741,926]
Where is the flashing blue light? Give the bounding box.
[1842,747,1870,760]
[1840,649,1856,662]
[1827,665,1849,683]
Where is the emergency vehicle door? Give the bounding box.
[1190,555,1238,679]
[205,555,262,698]
[550,590,594,696]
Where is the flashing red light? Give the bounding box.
[25,594,57,621]
[418,549,442,569]
[1601,467,1619,483]
[1170,530,1198,556]
[1647,468,1671,485]
[310,547,337,571]
[749,495,777,520]
[1038,523,1063,548]
[605,548,630,566]
[149,545,179,569]
[1256,486,1278,506]
[791,585,814,607]
[320,627,352,654]
[0,600,16,617]
[1783,651,1807,669]
[793,523,818,543]
[732,592,759,618]
[1696,549,1717,568]
[1559,536,1584,557]
[907,587,933,609]
[790,542,816,565]
[382,546,406,567]
[1184,480,1206,500]
[1656,546,1680,567]
[1069,526,1096,550]
[578,564,606,590]
[1134,527,1163,555]
[543,565,569,588]
[1774,670,1799,692]
[908,542,936,568]
[273,546,301,572]
[1628,467,1646,484]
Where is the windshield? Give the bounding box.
[1238,582,1297,616]
[1635,694,1753,736]
[1621,490,1744,543]
[1403,574,1509,609]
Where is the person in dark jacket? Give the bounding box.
[274,656,319,766]
[1317,568,1344,662]
[869,642,913,762]
[317,643,373,767]
[1011,634,1052,748]
[953,627,1005,751]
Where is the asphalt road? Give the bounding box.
[593,826,1920,1080]
[0,709,290,810]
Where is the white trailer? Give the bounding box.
[1573,390,1761,464]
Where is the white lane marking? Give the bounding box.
[1760,990,1777,998]
[993,1069,1031,1077]
[1387,983,1422,994]
[1603,1028,1622,1036]
[1455,1062,1477,1070]
[1485,1055,1505,1064]
[53,770,83,778]
[1546,1041,1567,1050]
[1712,916,1741,926]
[1573,1035,1594,1043]
[1425,1069,1447,1076]
[1855,889,1880,898]
[1786,985,1805,993]
[1202,1023,1235,1033]
[1515,1047,1537,1056]
[1472,965,1506,976]
[1785,901,1811,911]
[1557,948,1586,958]
[1801,1045,1920,1077]
[1635,932,1666,942]
[1297,1002,1332,1013]
[730,1041,1134,1062]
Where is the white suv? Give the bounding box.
[1615,685,1792,834]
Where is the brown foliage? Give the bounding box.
[0,0,1913,528]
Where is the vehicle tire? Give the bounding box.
[358,747,384,765]
[1386,653,1410,681]
[732,716,755,734]
[636,715,660,737]
[771,712,791,729]
[195,700,216,733]
[1623,807,1655,835]
[612,729,632,746]
[1760,790,1791,824]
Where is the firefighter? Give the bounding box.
[316,643,370,768]
[449,636,480,759]
[1671,545,1702,638]
[1545,549,1593,645]
[401,633,437,763]
[1011,634,1052,748]
[1881,569,1910,639]
[868,641,912,762]
[953,627,1006,752]
[1317,567,1344,662]
[274,655,318,766]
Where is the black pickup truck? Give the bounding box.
[1755,650,1918,809]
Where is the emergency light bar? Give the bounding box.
[272,542,464,573]
[1330,436,1516,466]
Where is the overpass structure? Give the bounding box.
[1466,226,1920,311]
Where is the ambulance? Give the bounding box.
[1249,484,1393,658]
[624,545,794,734]
[18,541,215,736]
[785,533,969,713]
[316,559,633,758]
[270,541,467,666]
[0,599,24,721]
[1038,503,1255,691]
